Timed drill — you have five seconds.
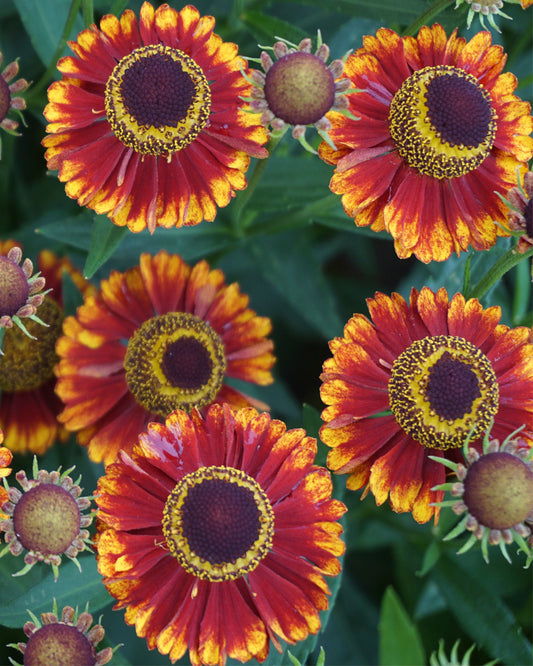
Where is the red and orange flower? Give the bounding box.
[319,24,533,263]
[0,245,95,455]
[96,404,345,665]
[0,429,13,519]
[55,250,275,466]
[42,2,268,233]
[320,287,533,523]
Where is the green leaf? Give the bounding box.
[379,586,426,666]
[252,156,333,214]
[250,233,343,339]
[286,652,303,666]
[84,216,129,278]
[240,11,308,46]
[290,0,428,22]
[313,215,392,241]
[0,554,112,628]
[36,214,94,252]
[61,265,86,317]
[14,0,84,67]
[417,541,442,577]
[302,403,322,441]
[431,554,533,665]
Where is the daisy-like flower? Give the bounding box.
[96,404,346,666]
[247,33,351,152]
[319,287,533,524]
[432,425,533,565]
[0,243,47,342]
[9,601,113,666]
[0,430,13,520]
[503,169,533,254]
[0,52,28,156]
[0,457,93,580]
[318,24,533,263]
[42,2,268,233]
[455,0,532,32]
[55,250,275,466]
[0,246,95,455]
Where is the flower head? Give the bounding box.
[42,2,268,233]
[9,601,113,666]
[95,403,345,665]
[0,52,28,156]
[432,425,533,565]
[455,0,532,32]
[0,430,13,520]
[0,247,95,455]
[248,33,351,152]
[503,169,533,255]
[0,458,94,580]
[55,250,275,466]
[318,24,533,263]
[0,243,47,343]
[319,287,533,523]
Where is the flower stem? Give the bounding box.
[81,0,94,28]
[513,256,531,325]
[27,0,82,102]
[403,0,455,36]
[466,246,533,301]
[232,129,286,229]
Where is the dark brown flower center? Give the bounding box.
[24,623,95,666]
[425,352,481,421]
[12,483,81,556]
[182,477,261,564]
[0,297,64,391]
[463,452,533,530]
[161,336,213,389]
[105,44,211,156]
[389,65,496,179]
[425,71,494,149]
[388,335,499,450]
[163,466,274,581]
[0,75,10,123]
[0,254,29,317]
[121,52,196,128]
[124,312,226,417]
[264,52,335,125]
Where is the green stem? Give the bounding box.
[466,246,533,301]
[27,0,82,102]
[403,0,455,36]
[512,256,531,325]
[81,0,94,28]
[229,0,245,26]
[232,129,286,227]
[110,0,130,16]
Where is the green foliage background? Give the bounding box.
[0,0,532,664]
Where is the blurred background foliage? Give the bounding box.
[0,0,532,664]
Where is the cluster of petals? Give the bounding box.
[43,2,268,232]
